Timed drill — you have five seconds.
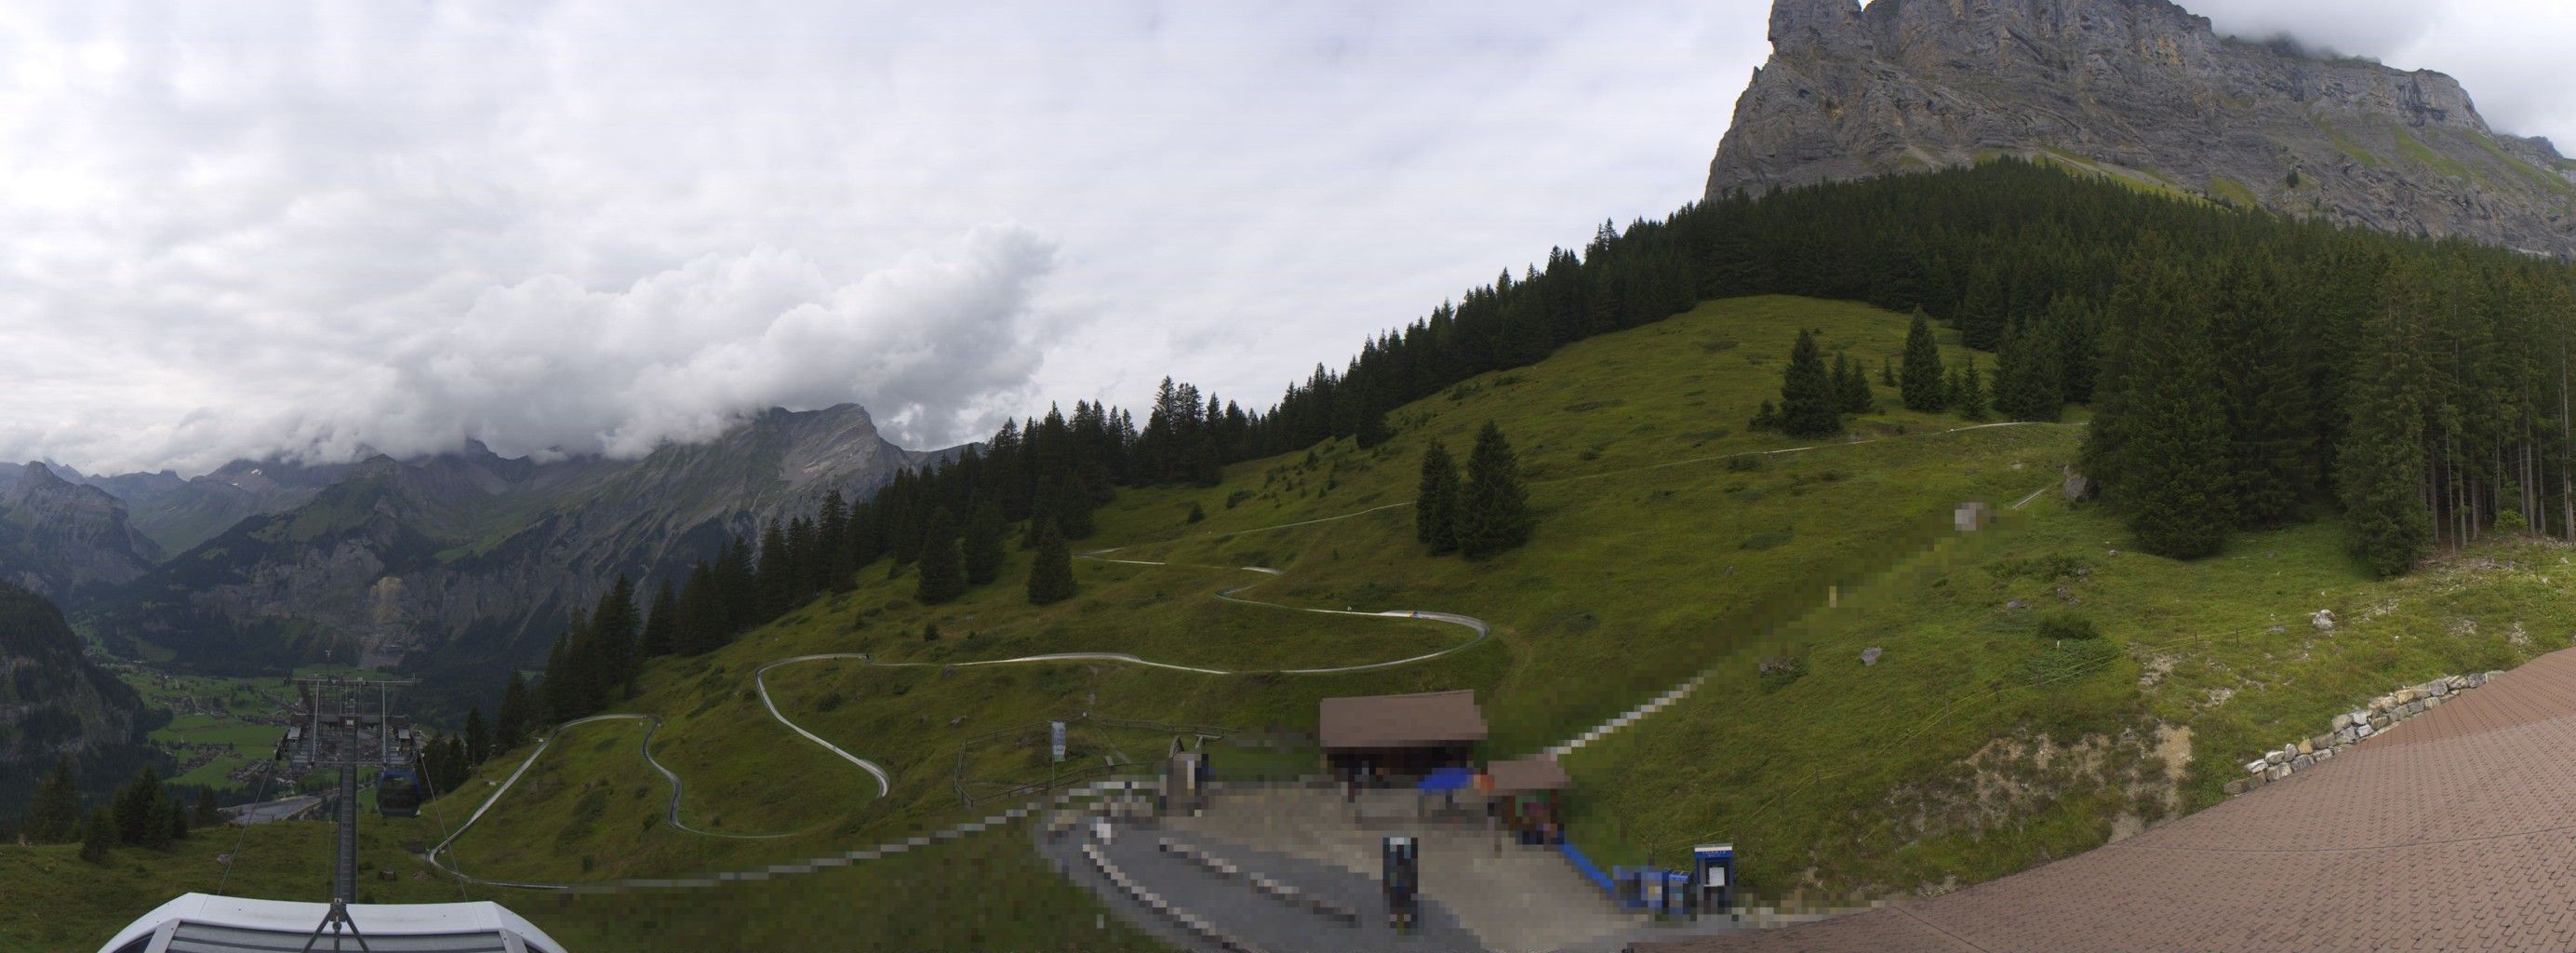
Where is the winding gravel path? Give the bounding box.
[423,713,792,888]
[425,420,2067,893]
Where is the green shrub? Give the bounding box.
[1740,530,1794,551]
[2026,638,2122,684]
[1990,554,2093,581]
[1757,656,1808,693]
[2035,611,2099,641]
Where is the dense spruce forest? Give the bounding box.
[505,159,2576,752]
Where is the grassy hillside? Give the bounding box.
[0,295,2082,948]
[23,292,2572,947]
[1568,503,2573,906]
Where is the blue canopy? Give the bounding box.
[1418,767,1476,791]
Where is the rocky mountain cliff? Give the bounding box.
[0,582,150,812]
[1712,0,2576,256]
[87,404,951,684]
[0,463,164,604]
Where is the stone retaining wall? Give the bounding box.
[2223,671,2503,796]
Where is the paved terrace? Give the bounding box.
[1643,646,2576,953]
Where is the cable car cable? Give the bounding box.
[420,768,472,902]
[213,762,275,898]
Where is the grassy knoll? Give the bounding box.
[395,297,2063,883]
[1568,498,2576,906]
[0,809,1164,953]
[0,820,479,952]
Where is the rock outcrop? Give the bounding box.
[0,582,145,769]
[1711,0,2576,257]
[0,463,164,603]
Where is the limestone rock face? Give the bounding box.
[1709,0,2576,257]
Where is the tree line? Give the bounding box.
[487,158,2576,770]
[16,758,220,863]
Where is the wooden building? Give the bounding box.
[1318,689,1488,781]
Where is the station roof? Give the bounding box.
[1318,690,1488,750]
[1487,756,1573,794]
[97,893,564,953]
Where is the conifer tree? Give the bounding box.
[1832,353,1875,413]
[1026,520,1076,605]
[2117,307,2233,558]
[192,788,221,828]
[1959,266,2009,352]
[1355,409,1392,450]
[1994,321,2063,422]
[786,516,820,597]
[23,757,79,843]
[113,766,168,848]
[640,582,677,659]
[1778,329,1842,437]
[817,490,855,590]
[714,539,756,632]
[167,799,188,842]
[79,807,112,863]
[1901,309,1948,411]
[1749,400,1781,432]
[1416,441,1462,555]
[1456,423,1534,558]
[495,671,532,750]
[756,520,795,615]
[593,576,639,699]
[962,503,1006,585]
[2338,262,2437,576]
[540,627,572,722]
[683,565,728,655]
[2218,306,2313,528]
[1877,358,1898,387]
[2056,302,2102,403]
[1955,361,1992,422]
[914,507,966,605]
[464,707,489,766]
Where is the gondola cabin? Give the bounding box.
[375,769,422,818]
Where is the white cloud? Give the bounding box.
[0,1,2560,476]
[2188,0,2576,148]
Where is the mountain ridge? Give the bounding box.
[0,463,164,604]
[84,403,958,688]
[1714,0,2576,256]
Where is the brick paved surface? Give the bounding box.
[1639,647,2576,953]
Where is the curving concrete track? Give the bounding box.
[424,713,793,888]
[427,420,2064,891]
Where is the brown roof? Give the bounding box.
[1318,690,1488,749]
[1486,756,1572,794]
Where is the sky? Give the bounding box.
[0,1,2566,476]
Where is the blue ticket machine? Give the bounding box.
[1382,835,1420,930]
[1693,843,1736,917]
